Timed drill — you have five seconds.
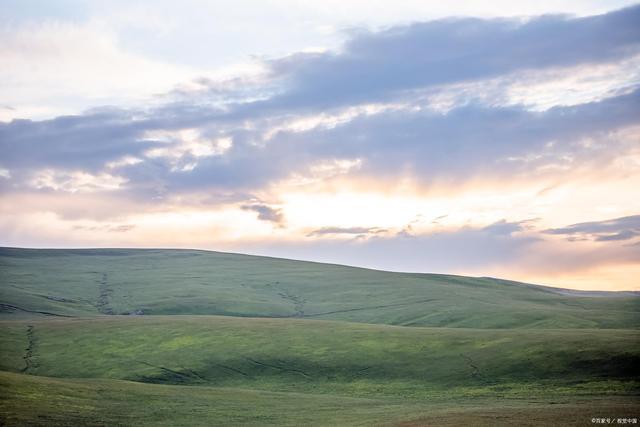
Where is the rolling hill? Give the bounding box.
[1,247,638,328]
[0,247,638,426]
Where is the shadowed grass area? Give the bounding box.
[1,248,638,328]
[1,371,638,427]
[1,316,638,398]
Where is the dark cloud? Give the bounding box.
[233,89,640,186]
[482,220,528,236]
[241,203,284,225]
[596,230,640,241]
[90,85,637,198]
[0,111,153,170]
[161,5,640,120]
[264,5,640,111]
[544,215,640,242]
[1,87,638,198]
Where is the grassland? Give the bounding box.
[0,316,638,397]
[0,248,638,426]
[2,371,639,427]
[3,371,639,427]
[1,248,638,328]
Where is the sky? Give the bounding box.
[1,1,639,290]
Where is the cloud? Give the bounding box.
[2,86,638,201]
[249,220,540,273]
[73,224,136,233]
[0,110,154,170]
[243,217,640,289]
[1,5,639,200]
[236,89,640,188]
[544,215,640,242]
[307,226,386,237]
[261,5,640,112]
[240,203,284,225]
[481,220,529,236]
[0,19,202,121]
[596,230,640,241]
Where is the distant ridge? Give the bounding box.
[1,247,638,329]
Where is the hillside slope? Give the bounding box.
[1,248,638,328]
[1,316,638,398]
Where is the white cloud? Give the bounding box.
[142,129,233,172]
[29,169,127,193]
[421,56,640,113]
[0,21,199,120]
[105,156,144,170]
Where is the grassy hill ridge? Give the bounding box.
[1,247,638,329]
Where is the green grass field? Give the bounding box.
[3,371,638,427]
[0,248,638,426]
[1,248,638,328]
[2,371,638,427]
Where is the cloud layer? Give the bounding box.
[545,215,640,242]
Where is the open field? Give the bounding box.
[1,248,638,425]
